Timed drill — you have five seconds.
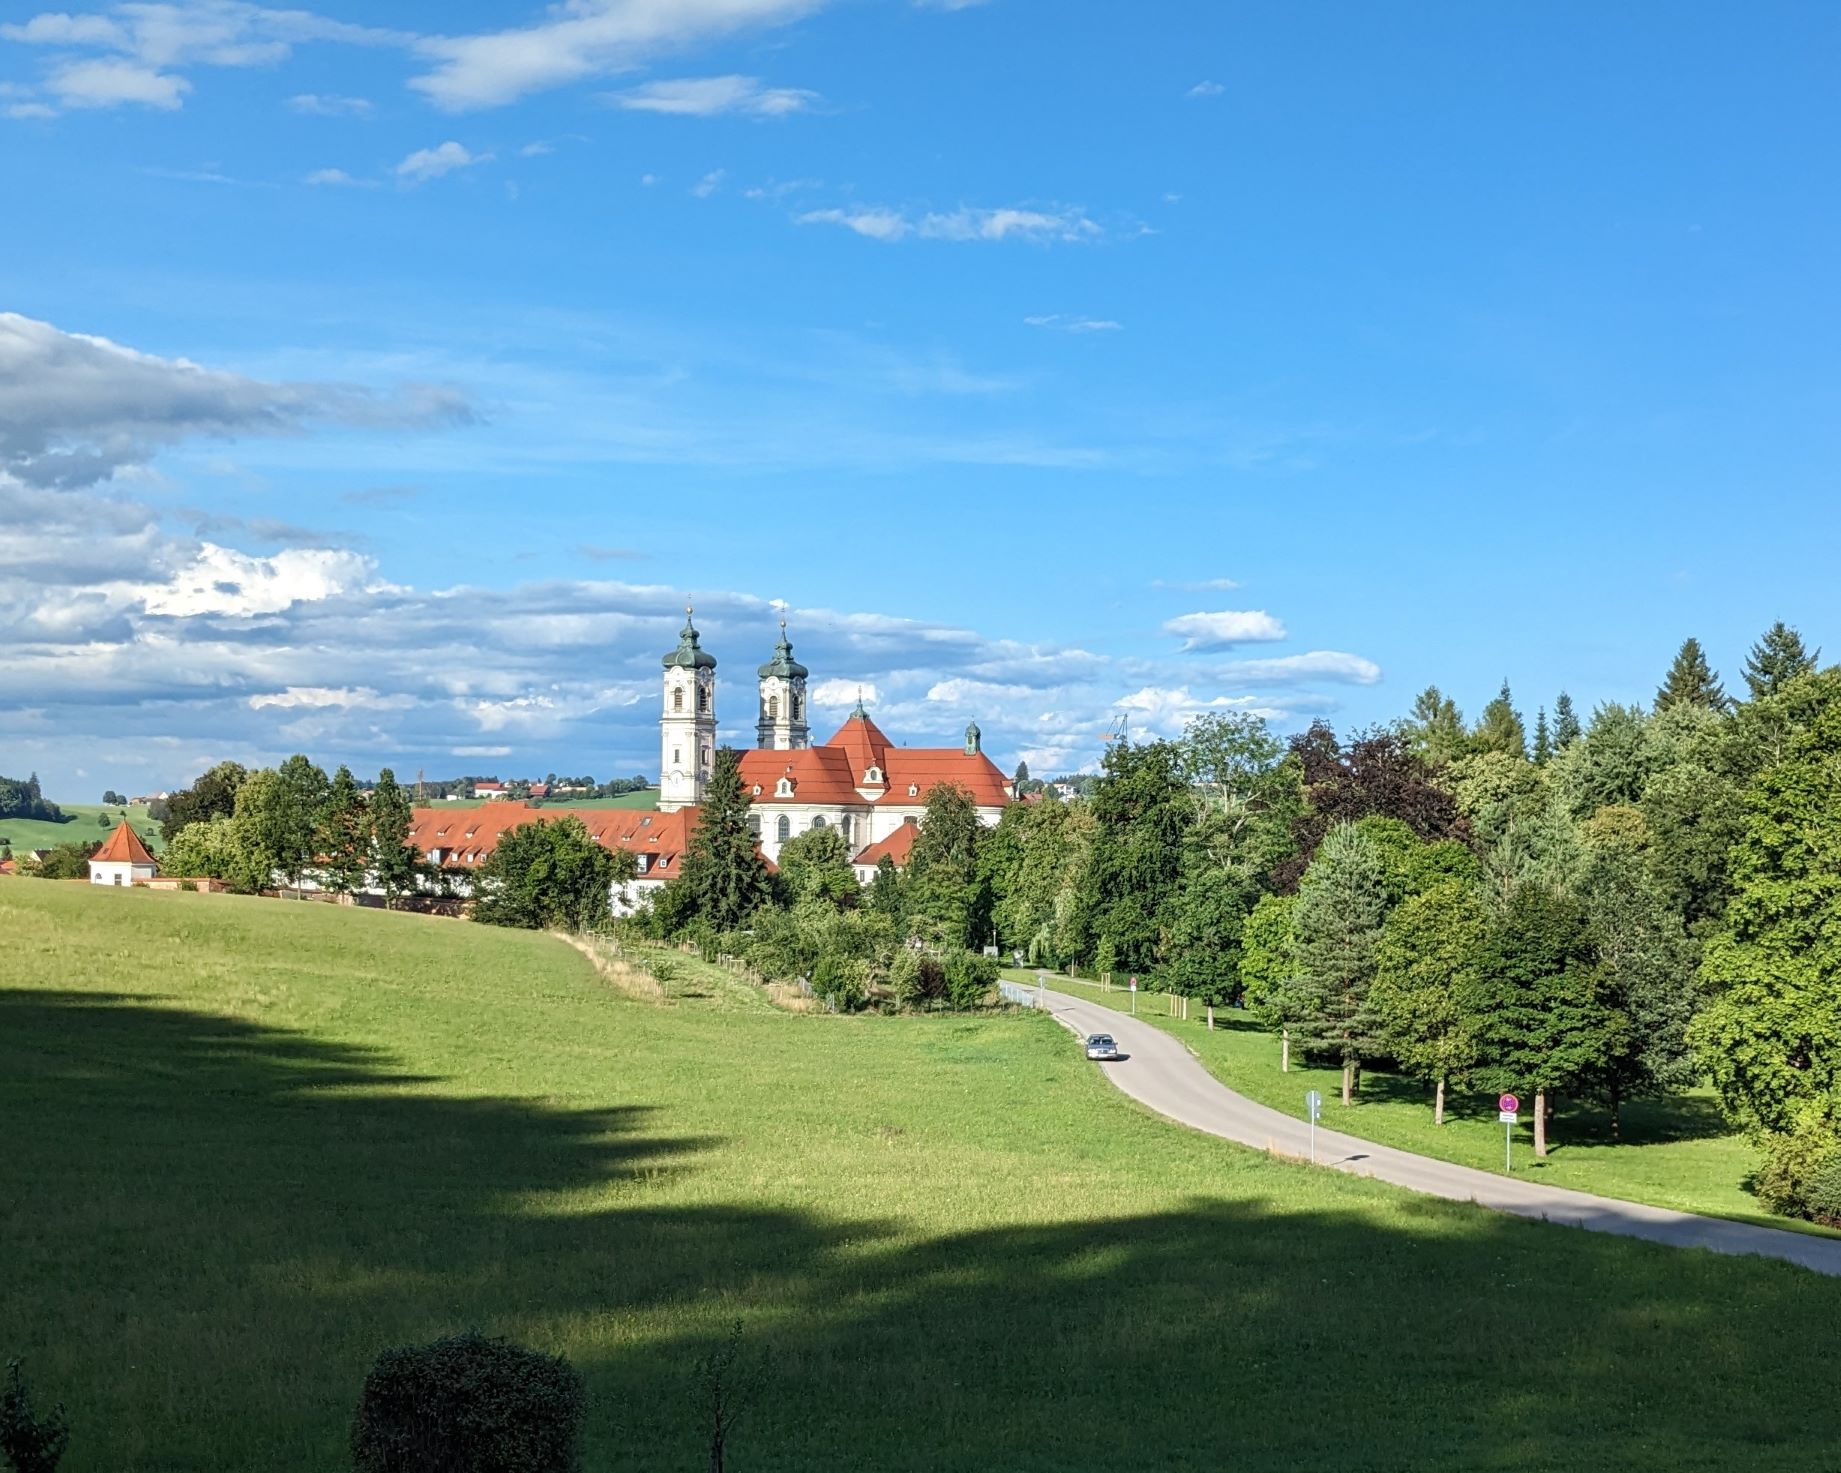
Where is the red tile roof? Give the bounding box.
[852,823,918,870]
[734,716,1013,809]
[92,820,156,866]
[409,803,697,874]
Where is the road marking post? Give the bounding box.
[1129,976,1137,1015]
[1499,1093,1520,1172]
[1305,1089,1322,1164]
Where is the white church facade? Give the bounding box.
[655,608,1014,866]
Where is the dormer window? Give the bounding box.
[641,816,652,826]
[864,766,883,785]
[908,784,919,797]
[752,784,762,796]
[776,777,795,798]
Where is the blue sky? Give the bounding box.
[3,1,1838,797]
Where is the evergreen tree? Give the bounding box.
[1656,636,1727,712]
[678,748,773,930]
[1461,882,1624,1156]
[1532,707,1552,765]
[1742,620,1819,701]
[369,767,422,907]
[1281,822,1389,1105]
[1012,759,1029,786]
[866,853,907,932]
[1403,686,1467,766]
[1472,680,1527,759]
[317,765,370,895]
[1552,692,1582,748]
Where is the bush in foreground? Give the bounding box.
[1,1359,71,1473]
[1754,1120,1841,1226]
[350,1332,585,1473]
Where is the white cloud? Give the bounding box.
[0,311,473,490]
[249,685,395,710]
[519,140,553,156]
[47,57,191,109]
[811,678,878,707]
[303,167,375,187]
[1162,610,1287,651]
[289,92,372,116]
[799,203,1101,245]
[1151,577,1240,591]
[690,168,724,197]
[409,0,829,111]
[1187,79,1224,97]
[608,73,817,117]
[396,140,489,182]
[1024,314,1123,333]
[5,102,59,119]
[1212,651,1383,685]
[142,543,379,616]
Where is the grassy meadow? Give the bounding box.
[1013,970,1822,1235]
[5,883,1840,1471]
[0,802,163,855]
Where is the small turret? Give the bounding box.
[964,720,982,756]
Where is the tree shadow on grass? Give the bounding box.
[3,989,1836,1473]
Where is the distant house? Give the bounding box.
[473,781,508,801]
[527,783,550,800]
[88,821,157,887]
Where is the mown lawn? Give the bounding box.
[5,884,1838,1472]
[1014,970,1827,1235]
[0,802,163,855]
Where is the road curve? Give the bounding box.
[1042,985,1841,1277]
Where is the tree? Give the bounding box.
[161,760,247,842]
[474,816,632,931]
[1551,703,1652,814]
[1402,686,1468,766]
[1012,759,1029,786]
[101,789,125,807]
[27,842,96,880]
[233,757,329,895]
[1238,892,1296,1021]
[1690,699,1841,1140]
[0,773,62,823]
[317,765,370,895]
[908,783,988,948]
[1281,823,1389,1105]
[1158,854,1252,1022]
[1280,723,1466,889]
[1656,636,1727,713]
[865,853,907,932]
[677,748,772,931]
[776,827,858,909]
[1372,879,1488,1123]
[1472,681,1527,759]
[1079,740,1192,971]
[1743,621,1819,701]
[1461,883,1624,1156]
[1532,708,1552,766]
[1552,692,1582,749]
[1176,711,1297,882]
[161,815,264,890]
[368,768,423,907]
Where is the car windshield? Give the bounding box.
[1091,1036,1114,1046]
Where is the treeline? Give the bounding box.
[972,622,1841,1226]
[158,758,427,901]
[0,773,63,823]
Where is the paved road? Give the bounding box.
[1042,984,1841,1277]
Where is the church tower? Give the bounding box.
[659,605,717,812]
[755,619,810,751]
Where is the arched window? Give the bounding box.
[749,815,761,838]
[792,696,803,721]
[812,815,827,829]
[699,685,710,713]
[839,815,852,844]
[776,815,791,842]
[701,746,711,771]
[768,695,779,719]
[673,688,684,712]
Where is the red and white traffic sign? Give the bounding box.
[1129,976,1137,991]
[1498,1093,1519,1114]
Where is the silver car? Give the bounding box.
[1085,1033,1120,1061]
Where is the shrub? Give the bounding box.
[350,1332,585,1473]
[1755,1121,1841,1225]
[811,951,867,1011]
[942,950,1000,1010]
[1,1359,71,1473]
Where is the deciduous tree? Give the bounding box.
[1373,879,1489,1124]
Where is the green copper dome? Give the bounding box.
[662,605,717,670]
[756,620,809,680]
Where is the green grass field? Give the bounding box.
[0,803,163,855]
[1011,969,1826,1236]
[6,885,1839,1472]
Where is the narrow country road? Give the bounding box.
[1040,984,1841,1277]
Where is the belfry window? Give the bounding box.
[699,685,710,713]
[673,688,684,712]
[792,696,803,721]
[768,695,779,719]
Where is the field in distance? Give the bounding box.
[5,883,1837,1471]
[0,802,163,855]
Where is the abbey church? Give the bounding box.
[657,607,1015,867]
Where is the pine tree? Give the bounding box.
[1013,759,1029,786]
[680,748,772,930]
[1283,822,1389,1104]
[1742,621,1819,701]
[1553,692,1582,748]
[1405,686,1468,765]
[1473,680,1527,760]
[1532,707,1552,765]
[1656,637,1727,712]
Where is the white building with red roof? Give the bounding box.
[88,820,158,887]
